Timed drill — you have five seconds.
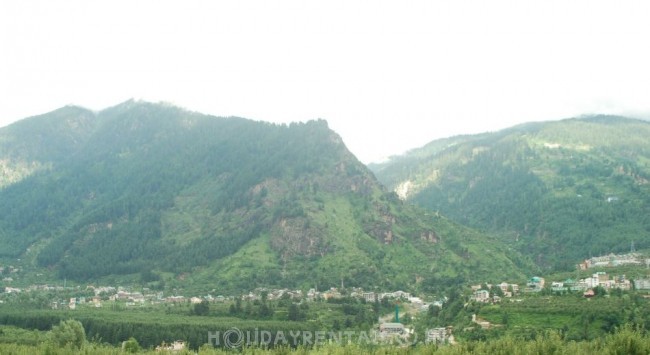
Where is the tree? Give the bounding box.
[402,313,412,325]
[47,319,86,349]
[193,300,210,316]
[593,285,607,297]
[259,302,273,318]
[332,319,341,331]
[122,337,141,353]
[428,304,440,318]
[501,312,510,328]
[288,303,301,321]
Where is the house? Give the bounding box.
[165,296,186,303]
[4,287,21,294]
[614,278,631,290]
[392,290,411,299]
[562,279,577,290]
[155,340,186,351]
[362,292,376,302]
[471,290,490,303]
[129,292,145,303]
[242,292,259,301]
[498,282,518,297]
[307,288,319,301]
[582,253,642,269]
[634,278,650,290]
[287,290,303,299]
[526,277,545,292]
[190,297,203,304]
[551,281,566,292]
[322,288,341,300]
[583,289,595,298]
[379,322,405,334]
[426,327,451,344]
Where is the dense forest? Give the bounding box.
[372,116,650,270]
[0,101,531,293]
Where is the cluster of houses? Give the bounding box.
[469,272,650,304]
[469,282,520,303]
[60,287,232,309]
[550,272,633,292]
[243,286,416,304]
[550,273,650,294]
[577,252,649,270]
[1,283,427,311]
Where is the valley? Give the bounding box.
[1,104,650,352]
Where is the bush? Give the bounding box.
[122,337,141,353]
[46,319,86,349]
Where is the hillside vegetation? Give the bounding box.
[0,101,531,293]
[371,115,650,270]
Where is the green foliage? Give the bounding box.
[0,325,46,346]
[373,115,650,270]
[193,300,210,316]
[46,319,86,349]
[287,303,306,321]
[0,324,649,354]
[0,100,529,292]
[122,337,141,353]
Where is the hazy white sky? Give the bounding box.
[2,1,650,163]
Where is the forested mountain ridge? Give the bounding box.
[370,115,650,270]
[0,101,531,293]
[0,105,99,188]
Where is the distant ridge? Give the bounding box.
[371,115,650,271]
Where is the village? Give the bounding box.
[469,252,650,304]
[1,251,650,347]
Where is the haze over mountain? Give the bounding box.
[371,115,650,271]
[0,100,530,293]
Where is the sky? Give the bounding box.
[2,1,650,163]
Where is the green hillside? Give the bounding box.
[0,101,530,293]
[371,115,650,270]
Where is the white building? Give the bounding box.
[362,292,376,302]
[380,323,405,334]
[634,278,650,290]
[426,328,448,344]
[471,290,490,303]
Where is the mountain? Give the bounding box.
[370,115,650,271]
[0,100,530,293]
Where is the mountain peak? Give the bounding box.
[0,102,526,293]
